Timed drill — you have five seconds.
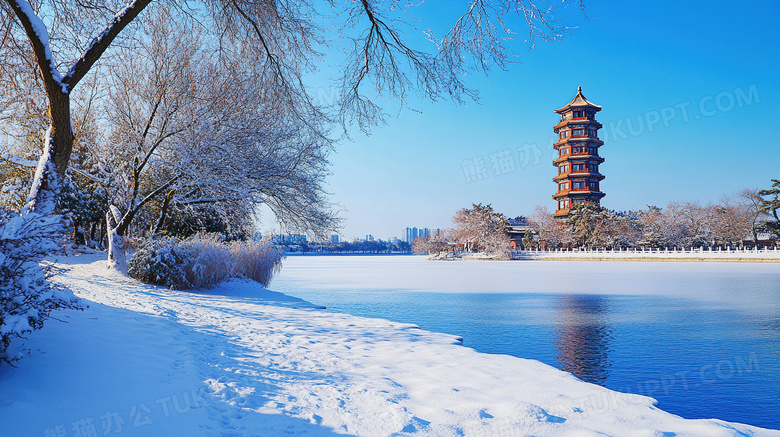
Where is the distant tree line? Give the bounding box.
[282,240,412,255]
[414,184,780,260]
[412,203,513,259]
[526,187,779,250]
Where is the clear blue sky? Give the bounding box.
[264,1,780,241]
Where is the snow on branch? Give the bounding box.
[5,0,66,93]
[62,0,154,90]
[0,153,38,168]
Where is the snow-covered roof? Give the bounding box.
[555,86,602,113]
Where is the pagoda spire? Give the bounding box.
[551,88,605,218]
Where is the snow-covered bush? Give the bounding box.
[127,237,192,289]
[179,235,233,288]
[0,209,82,365]
[128,235,283,289]
[482,232,514,260]
[229,239,284,287]
[57,178,109,249]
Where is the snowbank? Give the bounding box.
[0,253,777,436]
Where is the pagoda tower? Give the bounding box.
[552,87,605,218]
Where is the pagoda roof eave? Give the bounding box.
[554,86,602,113]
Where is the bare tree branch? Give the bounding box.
[62,0,154,90]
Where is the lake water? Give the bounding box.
[270,255,780,430]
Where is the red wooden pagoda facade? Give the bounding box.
[552,87,605,218]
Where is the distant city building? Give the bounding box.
[404,227,418,244]
[273,234,308,245]
[552,86,605,218]
[366,234,374,241]
[403,227,442,244]
[330,234,340,244]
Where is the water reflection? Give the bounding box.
[554,295,613,385]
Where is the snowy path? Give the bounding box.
[1,253,778,436]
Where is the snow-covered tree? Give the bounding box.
[59,10,336,270]
[678,201,714,247]
[591,209,640,248]
[521,227,538,250]
[565,203,603,248]
[634,198,757,249]
[759,180,780,237]
[707,195,753,248]
[2,0,588,214]
[652,202,692,248]
[452,203,511,257]
[0,206,82,365]
[528,205,574,249]
[558,203,637,249]
[737,188,768,245]
[635,205,668,248]
[412,233,450,256]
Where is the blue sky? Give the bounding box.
[265,1,780,241]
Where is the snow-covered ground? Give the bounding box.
[1,253,778,437]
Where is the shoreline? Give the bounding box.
[520,256,780,263]
[444,249,780,263]
[438,254,780,263]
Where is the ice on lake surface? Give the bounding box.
[273,255,780,430]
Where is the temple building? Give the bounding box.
[552,86,605,218]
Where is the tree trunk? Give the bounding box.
[752,225,759,249]
[115,208,136,238]
[49,92,75,176]
[25,92,73,214]
[106,206,128,274]
[152,190,176,236]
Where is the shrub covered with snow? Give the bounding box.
[0,209,82,365]
[127,237,192,289]
[228,238,285,287]
[128,235,283,289]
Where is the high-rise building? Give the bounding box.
[403,227,419,244]
[273,234,308,245]
[330,234,340,244]
[552,87,605,218]
[403,227,442,243]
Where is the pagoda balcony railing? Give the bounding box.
[553,153,605,163]
[554,119,603,130]
[555,170,603,177]
[553,138,604,148]
[553,188,604,198]
[554,134,600,141]
[553,173,606,183]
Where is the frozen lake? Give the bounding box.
[271,255,780,430]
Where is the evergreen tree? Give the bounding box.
[759,179,780,236]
